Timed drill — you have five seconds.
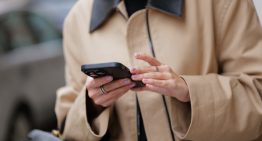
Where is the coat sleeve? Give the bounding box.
[171,0,262,140]
[54,4,111,140]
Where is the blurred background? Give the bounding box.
[0,0,75,140]
[254,0,262,23]
[0,0,261,141]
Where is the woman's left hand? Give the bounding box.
[131,53,190,102]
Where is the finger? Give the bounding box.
[94,83,135,106]
[86,76,113,89]
[95,83,135,107]
[130,66,157,74]
[132,72,173,81]
[102,84,131,107]
[131,84,166,95]
[145,84,167,94]
[130,65,174,74]
[142,79,173,88]
[90,78,132,99]
[134,53,161,66]
[103,78,132,92]
[158,65,174,73]
[88,89,101,99]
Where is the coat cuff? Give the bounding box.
[63,87,112,140]
[171,74,219,140]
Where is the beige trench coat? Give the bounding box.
[55,0,262,140]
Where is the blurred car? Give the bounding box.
[0,0,75,141]
[28,0,76,31]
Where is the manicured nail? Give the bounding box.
[142,79,148,83]
[131,75,139,80]
[130,67,136,72]
[131,67,137,70]
[107,76,113,81]
[134,52,142,57]
[123,79,131,84]
[129,83,136,88]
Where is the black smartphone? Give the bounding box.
[81,62,145,88]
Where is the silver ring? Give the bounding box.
[99,85,107,95]
[155,66,159,72]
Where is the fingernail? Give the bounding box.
[131,75,138,79]
[130,67,136,70]
[142,79,148,83]
[123,79,131,84]
[107,76,113,81]
[130,83,136,88]
[134,52,142,57]
[130,67,136,72]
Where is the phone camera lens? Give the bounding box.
[96,71,106,75]
[89,72,98,77]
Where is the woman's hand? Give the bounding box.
[131,53,190,102]
[86,76,135,107]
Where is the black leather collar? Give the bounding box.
[90,0,184,33]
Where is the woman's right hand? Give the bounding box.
[86,76,135,107]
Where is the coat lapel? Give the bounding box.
[89,0,184,33]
